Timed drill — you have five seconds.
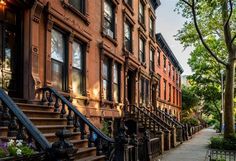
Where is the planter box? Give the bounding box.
[0,152,47,161]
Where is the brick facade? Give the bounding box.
[0,0,183,127]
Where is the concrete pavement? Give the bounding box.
[157,128,218,161]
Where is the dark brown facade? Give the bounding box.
[0,0,183,127]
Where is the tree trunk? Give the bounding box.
[224,58,235,138]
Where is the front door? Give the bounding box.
[127,70,135,105]
[152,83,157,107]
[0,7,22,97]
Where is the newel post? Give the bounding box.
[51,128,78,161]
[114,125,129,161]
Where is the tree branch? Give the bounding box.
[224,0,233,28]
[222,0,234,56]
[231,34,236,44]
[181,0,192,7]
[182,0,228,66]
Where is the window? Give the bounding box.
[51,29,66,90]
[163,56,166,71]
[149,17,154,37]
[172,67,175,81]
[168,63,171,77]
[157,50,160,66]
[150,49,154,72]
[139,0,145,24]
[72,41,85,96]
[157,78,161,98]
[176,89,179,105]
[173,86,175,104]
[139,38,145,63]
[113,62,120,103]
[104,0,115,38]
[176,72,179,86]
[163,79,166,100]
[140,77,149,106]
[124,21,132,52]
[124,0,132,8]
[168,83,171,102]
[69,0,85,14]
[102,56,111,100]
[102,56,121,102]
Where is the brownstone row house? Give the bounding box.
[0,0,182,132]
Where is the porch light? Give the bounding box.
[0,0,6,6]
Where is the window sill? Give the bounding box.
[123,47,133,55]
[138,20,146,31]
[102,31,118,46]
[61,1,90,26]
[140,62,146,68]
[149,34,155,42]
[123,1,134,16]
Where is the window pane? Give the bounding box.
[51,29,65,63]
[124,22,130,40]
[139,38,143,52]
[103,58,108,79]
[72,68,83,96]
[72,41,83,70]
[104,1,112,18]
[114,84,119,103]
[113,63,118,84]
[51,60,63,90]
[69,0,85,13]
[103,79,108,100]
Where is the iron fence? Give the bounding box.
[206,149,236,161]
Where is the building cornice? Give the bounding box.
[156,33,184,74]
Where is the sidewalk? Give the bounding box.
[157,128,218,161]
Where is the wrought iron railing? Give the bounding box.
[38,87,136,161]
[125,104,169,132]
[206,149,236,161]
[141,106,173,129]
[0,88,50,159]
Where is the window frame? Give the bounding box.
[140,76,149,106]
[163,56,167,71]
[103,0,115,39]
[139,37,146,63]
[150,48,155,72]
[149,16,154,37]
[72,39,86,96]
[68,0,86,14]
[124,20,133,53]
[51,27,68,91]
[163,79,167,100]
[113,62,121,103]
[139,0,145,25]
[168,83,171,102]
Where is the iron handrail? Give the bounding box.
[126,104,169,131]
[41,87,115,143]
[0,88,50,150]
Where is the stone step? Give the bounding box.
[44,132,81,142]
[71,139,89,148]
[75,155,105,161]
[36,125,74,134]
[0,127,8,136]
[74,147,97,160]
[17,103,54,111]
[23,110,60,118]
[29,117,67,126]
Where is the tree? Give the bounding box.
[176,0,236,138]
[182,85,199,111]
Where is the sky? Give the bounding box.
[155,0,193,75]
